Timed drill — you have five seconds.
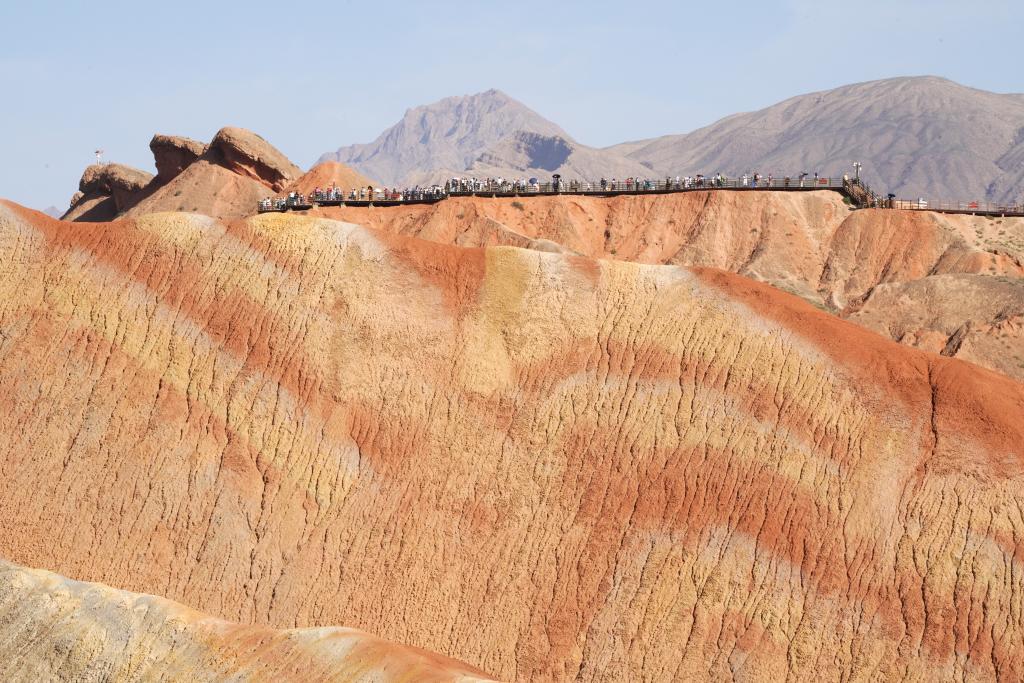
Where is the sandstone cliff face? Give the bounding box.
[208,126,301,192]
[317,190,849,297]
[0,200,1022,681]
[124,160,273,220]
[150,134,208,181]
[0,559,496,682]
[63,163,156,221]
[318,192,1024,382]
[821,209,1024,307]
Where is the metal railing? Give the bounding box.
[254,177,1024,219]
[448,176,848,194]
[887,198,1024,216]
[257,175,863,213]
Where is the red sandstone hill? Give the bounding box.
[313,191,1024,383]
[287,161,376,195]
[0,199,1022,681]
[63,158,1024,384]
[62,129,374,222]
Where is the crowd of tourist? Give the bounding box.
[257,171,853,213]
[259,185,448,211]
[444,172,836,194]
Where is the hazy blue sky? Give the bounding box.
[1,0,1020,210]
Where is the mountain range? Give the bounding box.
[319,89,653,186]
[320,77,1024,202]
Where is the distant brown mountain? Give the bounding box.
[321,77,1024,202]
[610,76,1024,203]
[318,89,651,186]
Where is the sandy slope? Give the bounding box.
[0,559,496,682]
[0,200,1022,680]
[125,161,272,220]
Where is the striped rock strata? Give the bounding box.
[316,192,1024,381]
[0,201,1022,681]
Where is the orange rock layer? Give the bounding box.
[313,191,1024,381]
[0,200,1022,681]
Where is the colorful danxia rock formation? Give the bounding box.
[0,200,1022,681]
[315,191,1024,383]
[60,127,1024,384]
[62,129,373,223]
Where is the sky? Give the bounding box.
[0,0,1020,211]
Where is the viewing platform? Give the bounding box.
[257,176,1024,218]
[259,176,871,213]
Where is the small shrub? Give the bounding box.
[511,201,525,211]
[173,190,182,197]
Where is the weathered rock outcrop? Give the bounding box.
[78,163,154,203]
[63,163,155,221]
[64,127,313,221]
[150,134,207,181]
[0,559,496,682]
[208,126,301,192]
[0,200,1022,681]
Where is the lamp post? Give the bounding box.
[853,162,862,182]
